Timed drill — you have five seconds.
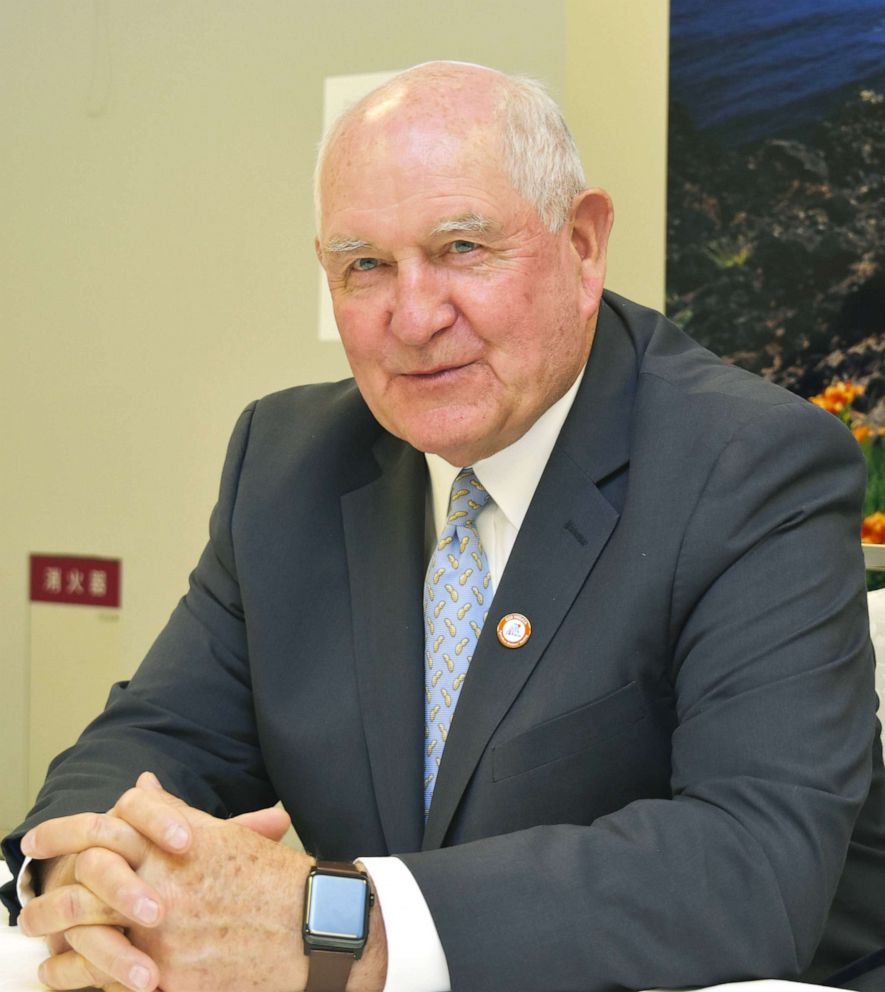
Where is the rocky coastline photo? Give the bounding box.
[667,0,885,584]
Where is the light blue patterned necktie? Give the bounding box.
[423,467,493,815]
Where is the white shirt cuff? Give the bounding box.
[16,855,37,906]
[358,856,451,992]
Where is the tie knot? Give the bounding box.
[447,467,490,527]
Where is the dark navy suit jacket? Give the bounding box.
[4,293,884,991]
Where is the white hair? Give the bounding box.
[314,65,586,234]
[497,74,587,231]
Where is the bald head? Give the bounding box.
[314,61,586,234]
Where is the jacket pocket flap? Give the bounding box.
[492,681,647,781]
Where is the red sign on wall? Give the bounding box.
[30,555,121,608]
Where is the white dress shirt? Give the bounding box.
[361,368,585,992]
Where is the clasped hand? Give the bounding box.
[18,772,311,992]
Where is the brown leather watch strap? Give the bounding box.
[304,861,369,992]
[314,860,363,876]
[305,947,355,992]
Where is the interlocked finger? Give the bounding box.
[112,780,192,854]
[22,810,158,866]
[38,925,159,992]
[20,849,163,937]
[46,930,69,956]
[22,787,191,869]
[75,847,164,927]
[20,882,127,938]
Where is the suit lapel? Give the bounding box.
[423,303,638,849]
[342,432,427,854]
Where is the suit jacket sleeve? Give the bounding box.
[399,397,874,992]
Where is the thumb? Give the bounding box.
[137,770,165,792]
[231,807,292,842]
[135,770,188,807]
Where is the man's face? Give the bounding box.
[317,112,599,466]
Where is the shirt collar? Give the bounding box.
[425,366,586,533]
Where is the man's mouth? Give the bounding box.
[403,362,471,381]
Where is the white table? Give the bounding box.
[0,925,46,991]
[0,927,838,992]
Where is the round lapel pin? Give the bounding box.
[496,613,531,649]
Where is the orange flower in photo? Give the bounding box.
[809,380,865,415]
[808,382,883,569]
[862,512,885,545]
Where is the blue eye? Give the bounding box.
[450,240,477,254]
[352,257,379,272]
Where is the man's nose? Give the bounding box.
[389,261,457,344]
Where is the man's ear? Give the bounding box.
[569,188,614,320]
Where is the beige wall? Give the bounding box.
[0,0,668,837]
[565,0,669,306]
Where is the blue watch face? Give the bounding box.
[306,873,368,939]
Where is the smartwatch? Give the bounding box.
[303,860,374,992]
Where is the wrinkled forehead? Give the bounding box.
[321,144,518,256]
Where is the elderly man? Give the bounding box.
[4,62,884,992]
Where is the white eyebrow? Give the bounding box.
[322,237,376,254]
[321,214,494,255]
[429,213,494,237]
